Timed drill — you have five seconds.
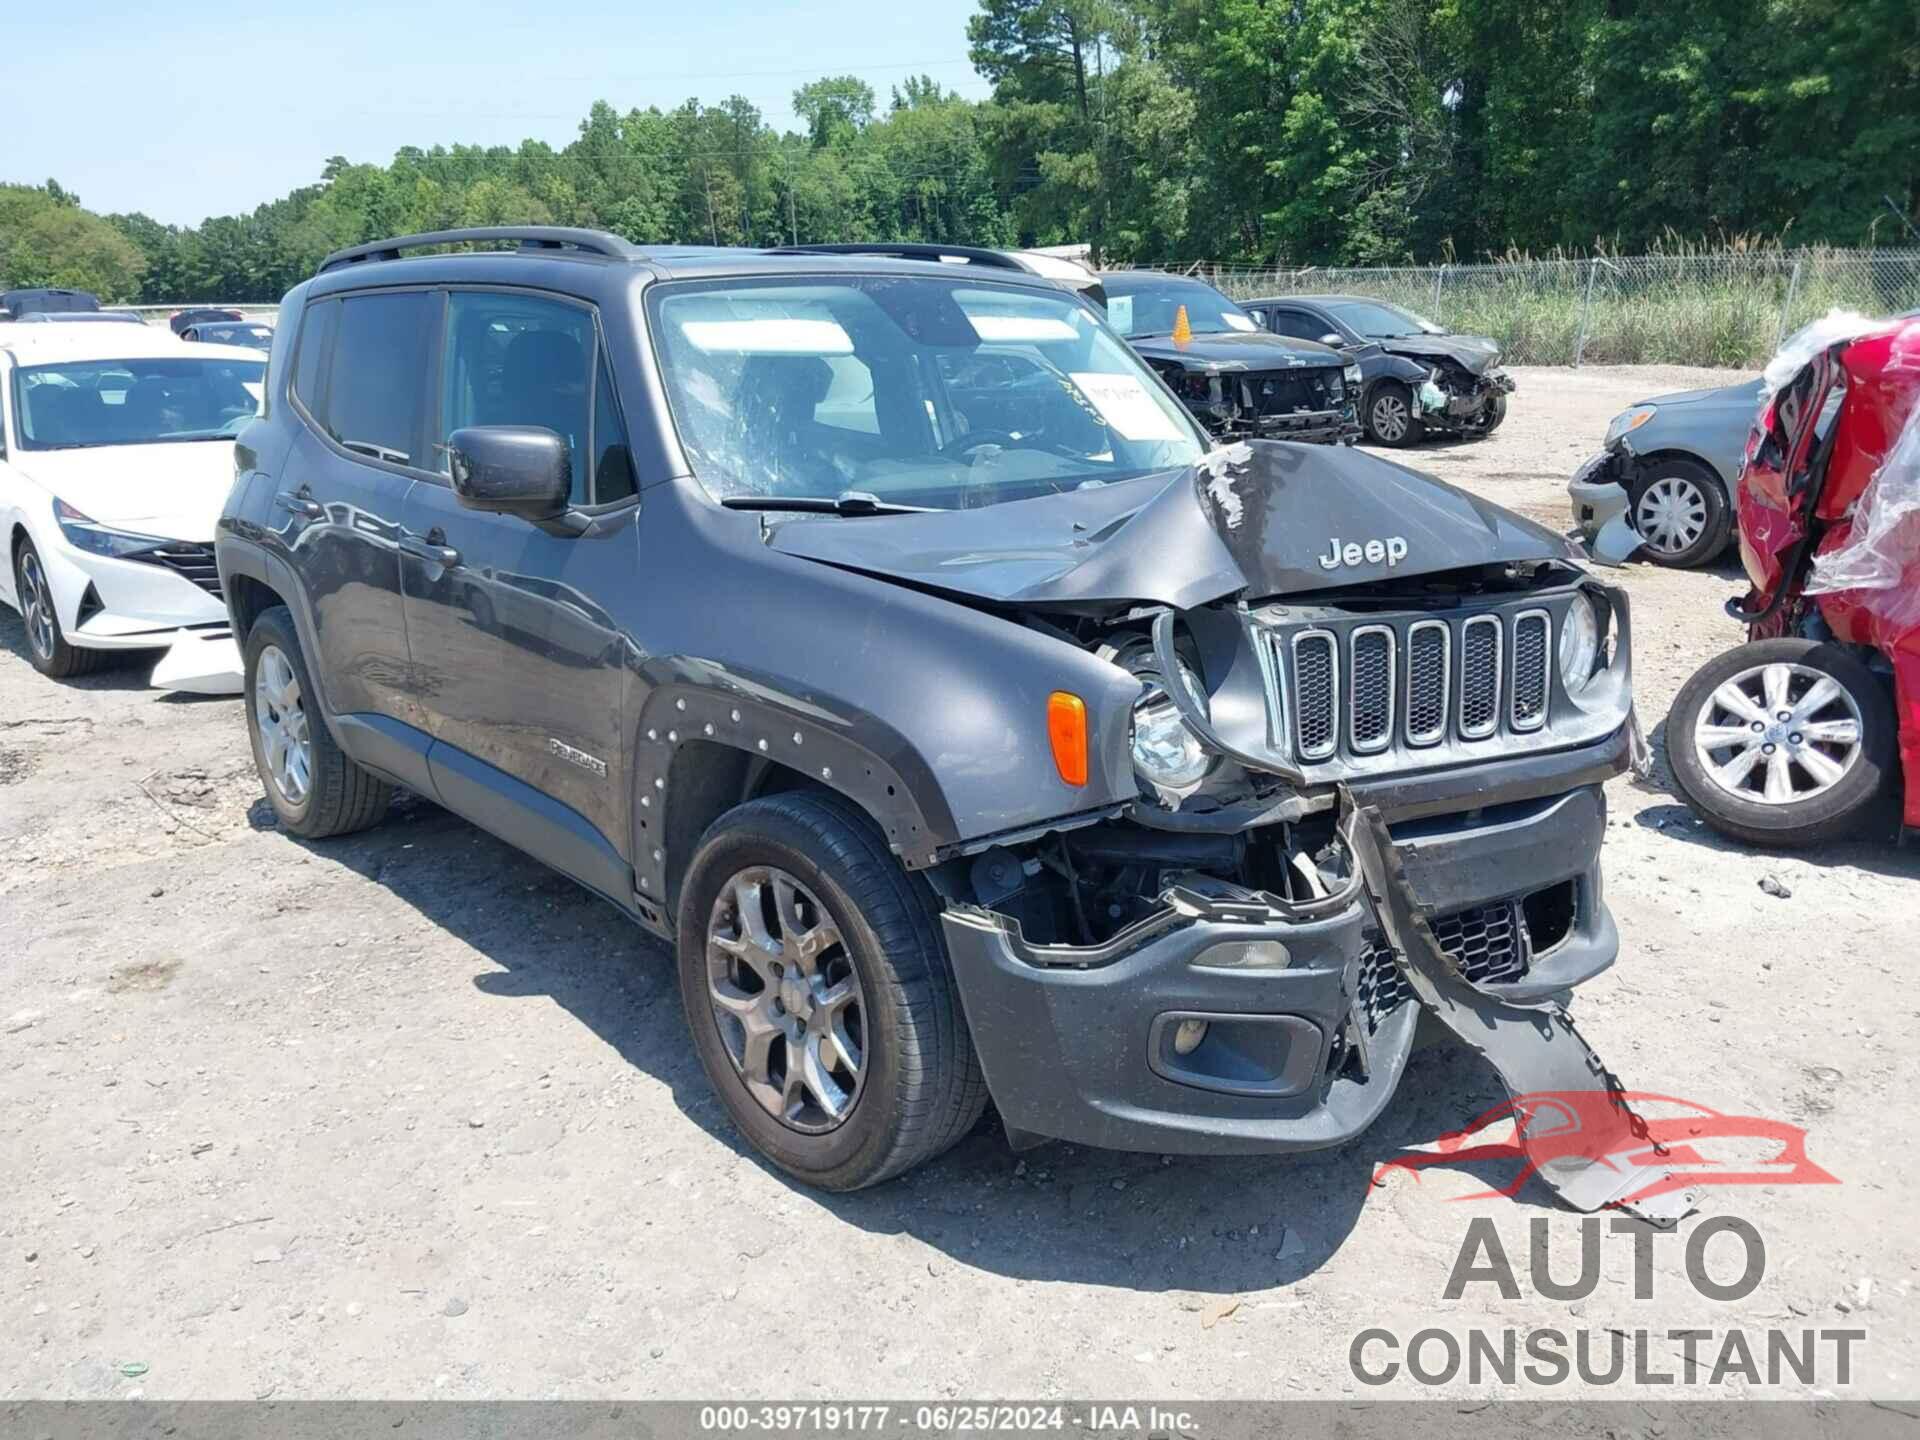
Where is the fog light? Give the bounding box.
[1172,1019,1209,1056]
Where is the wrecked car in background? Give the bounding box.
[1242,293,1513,446]
[1669,313,1920,847]
[1097,271,1361,444]
[1568,379,1760,569]
[218,228,1675,1216]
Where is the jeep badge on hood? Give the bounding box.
[1320,535,1410,570]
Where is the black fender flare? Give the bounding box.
[213,536,344,733]
[629,679,955,911]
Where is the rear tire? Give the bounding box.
[243,605,392,838]
[12,537,107,679]
[1363,380,1424,447]
[676,792,987,1190]
[1629,459,1729,569]
[1666,639,1896,848]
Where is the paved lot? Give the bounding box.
[3,365,1915,1401]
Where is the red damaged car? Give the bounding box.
[1668,314,1920,846]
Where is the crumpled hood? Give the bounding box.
[1129,331,1343,372]
[9,442,236,540]
[1375,333,1503,375]
[765,441,1570,611]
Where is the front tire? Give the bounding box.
[1464,392,1508,437]
[244,605,392,838]
[1666,639,1896,848]
[12,538,107,679]
[1629,459,1729,568]
[1364,380,1424,447]
[676,792,987,1190]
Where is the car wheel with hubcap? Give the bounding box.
[676,792,987,1190]
[1363,380,1424,448]
[1666,639,1896,847]
[244,604,393,838]
[1628,459,1729,568]
[12,537,106,679]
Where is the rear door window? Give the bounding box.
[315,291,433,467]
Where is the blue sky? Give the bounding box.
[10,0,985,226]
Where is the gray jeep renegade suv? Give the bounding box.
[217,227,1637,1193]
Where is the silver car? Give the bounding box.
[1567,379,1761,568]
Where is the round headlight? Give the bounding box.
[1130,662,1212,791]
[1558,596,1602,693]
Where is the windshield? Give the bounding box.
[1327,300,1447,339]
[12,356,265,449]
[651,277,1207,510]
[1101,278,1260,340]
[201,324,272,346]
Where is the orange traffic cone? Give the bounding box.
[1172,304,1192,349]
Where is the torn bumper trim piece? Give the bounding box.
[1346,794,1695,1226]
[941,783,1621,1164]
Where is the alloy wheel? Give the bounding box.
[1370,393,1409,442]
[1693,661,1864,806]
[706,865,866,1135]
[18,551,55,660]
[1634,475,1710,555]
[254,644,314,806]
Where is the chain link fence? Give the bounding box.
[1125,249,1920,368]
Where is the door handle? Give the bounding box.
[276,489,325,519]
[399,534,461,568]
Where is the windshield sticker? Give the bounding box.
[1069,371,1186,442]
[1223,313,1258,332]
[678,318,854,355]
[1106,294,1134,335]
[965,313,1082,343]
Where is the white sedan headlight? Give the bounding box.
[1558,595,1602,694]
[1130,661,1213,791]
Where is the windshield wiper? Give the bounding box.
[721,490,941,517]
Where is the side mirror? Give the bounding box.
[445,426,570,520]
[1319,333,1344,346]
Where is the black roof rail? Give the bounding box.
[771,242,1039,273]
[317,227,640,275]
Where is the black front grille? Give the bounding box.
[1355,898,1531,1031]
[133,543,222,599]
[1260,601,1558,764]
[1238,366,1343,419]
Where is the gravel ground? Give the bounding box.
[2,364,1915,1403]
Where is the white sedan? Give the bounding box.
[0,325,264,692]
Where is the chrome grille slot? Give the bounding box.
[1291,630,1338,760]
[131,542,223,599]
[1458,615,1502,739]
[1348,625,1395,753]
[1404,620,1449,746]
[1510,610,1550,731]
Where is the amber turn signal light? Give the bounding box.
[1047,691,1089,786]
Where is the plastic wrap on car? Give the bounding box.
[1804,353,1920,628]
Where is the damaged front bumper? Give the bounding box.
[943,780,1618,1157]
[1567,443,1634,542]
